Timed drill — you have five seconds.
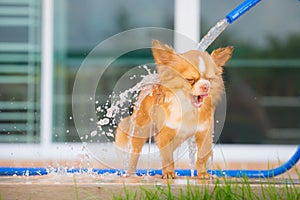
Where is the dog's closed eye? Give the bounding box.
[186,78,195,85]
[205,77,213,82]
[202,74,214,82]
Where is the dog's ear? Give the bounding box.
[211,46,234,67]
[152,40,175,65]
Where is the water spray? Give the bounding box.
[197,0,261,51]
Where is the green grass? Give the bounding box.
[112,175,300,200]
[73,175,80,200]
[68,168,300,200]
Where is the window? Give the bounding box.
[52,0,174,142]
[0,0,41,143]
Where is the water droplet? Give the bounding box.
[130,75,137,80]
[90,130,97,137]
[97,118,109,125]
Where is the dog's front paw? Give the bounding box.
[162,172,175,179]
[197,171,211,179]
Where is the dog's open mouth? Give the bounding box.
[191,93,208,108]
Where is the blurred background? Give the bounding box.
[0,0,299,167]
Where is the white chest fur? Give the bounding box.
[164,91,208,139]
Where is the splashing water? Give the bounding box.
[187,137,197,177]
[105,66,159,120]
[94,65,159,131]
[94,65,160,171]
[197,18,229,51]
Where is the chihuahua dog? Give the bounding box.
[115,40,233,178]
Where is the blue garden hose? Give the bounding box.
[0,145,299,178]
[226,0,262,24]
[209,145,300,178]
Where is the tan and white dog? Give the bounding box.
[115,40,233,178]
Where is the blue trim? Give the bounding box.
[0,145,299,178]
[226,0,262,24]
